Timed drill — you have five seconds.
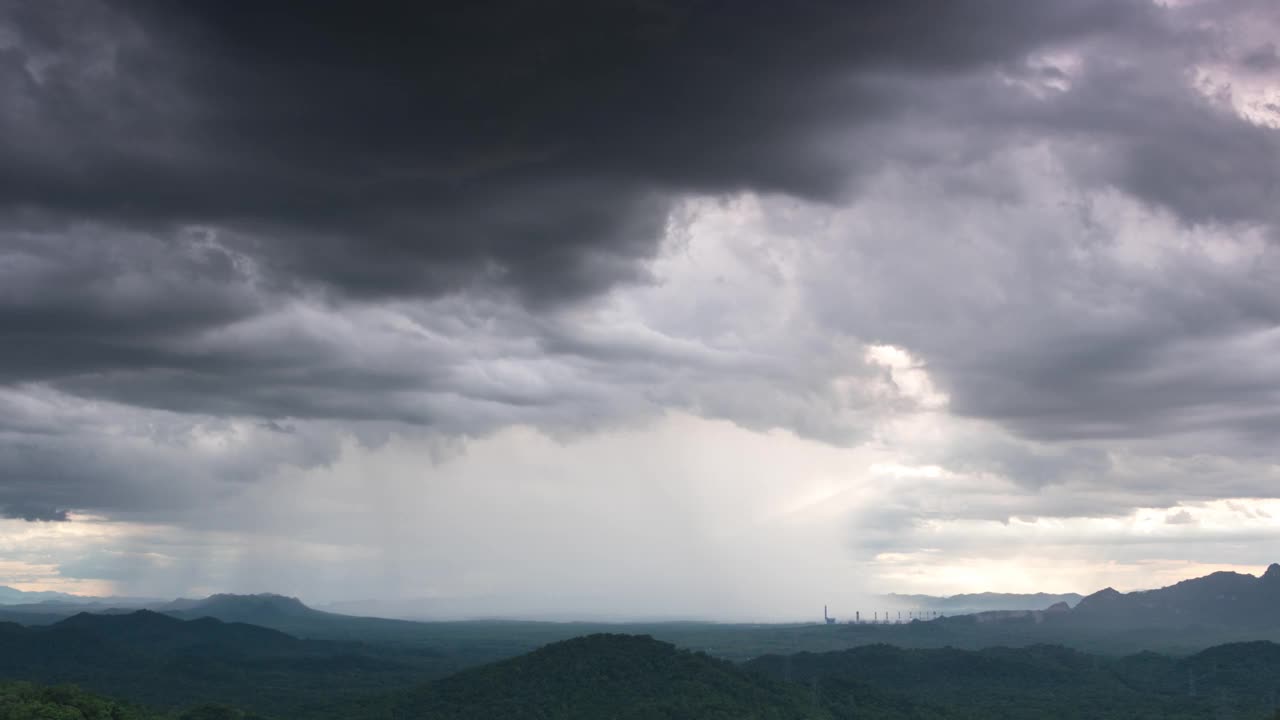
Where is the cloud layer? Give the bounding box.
[1,0,1279,607]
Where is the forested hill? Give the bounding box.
[0,681,272,720]
[157,593,424,639]
[1,681,164,720]
[0,610,424,715]
[746,641,1280,719]
[378,633,830,720]
[4,627,1280,719]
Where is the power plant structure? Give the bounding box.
[829,607,946,624]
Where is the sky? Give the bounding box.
[1,0,1279,620]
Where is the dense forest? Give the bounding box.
[377,634,826,720]
[0,682,269,720]
[0,612,432,714]
[4,625,1280,719]
[748,641,1280,719]
[356,635,1280,720]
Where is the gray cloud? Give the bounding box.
[0,0,1172,435]
[3,0,1263,429]
[797,135,1280,450]
[0,226,265,385]
[1240,43,1279,71]
[0,386,350,521]
[0,501,68,522]
[2,0,1158,299]
[0,0,1278,609]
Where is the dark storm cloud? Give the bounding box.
[3,0,1279,527]
[1049,61,1280,229]
[0,226,263,384]
[0,501,68,522]
[802,145,1280,453]
[777,0,1280,452]
[0,0,1163,422]
[3,0,1157,303]
[0,385,351,521]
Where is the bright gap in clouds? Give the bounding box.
[7,412,1278,618]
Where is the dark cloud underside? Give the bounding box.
[5,0,1155,301]
[3,0,1280,525]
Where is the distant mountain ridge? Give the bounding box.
[0,585,160,609]
[52,608,305,652]
[935,563,1280,632]
[155,592,430,635]
[0,586,84,604]
[1067,563,1280,628]
[159,592,316,619]
[882,591,1084,614]
[3,561,1277,665]
[0,585,144,606]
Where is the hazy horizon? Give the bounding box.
[4,560,1277,625]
